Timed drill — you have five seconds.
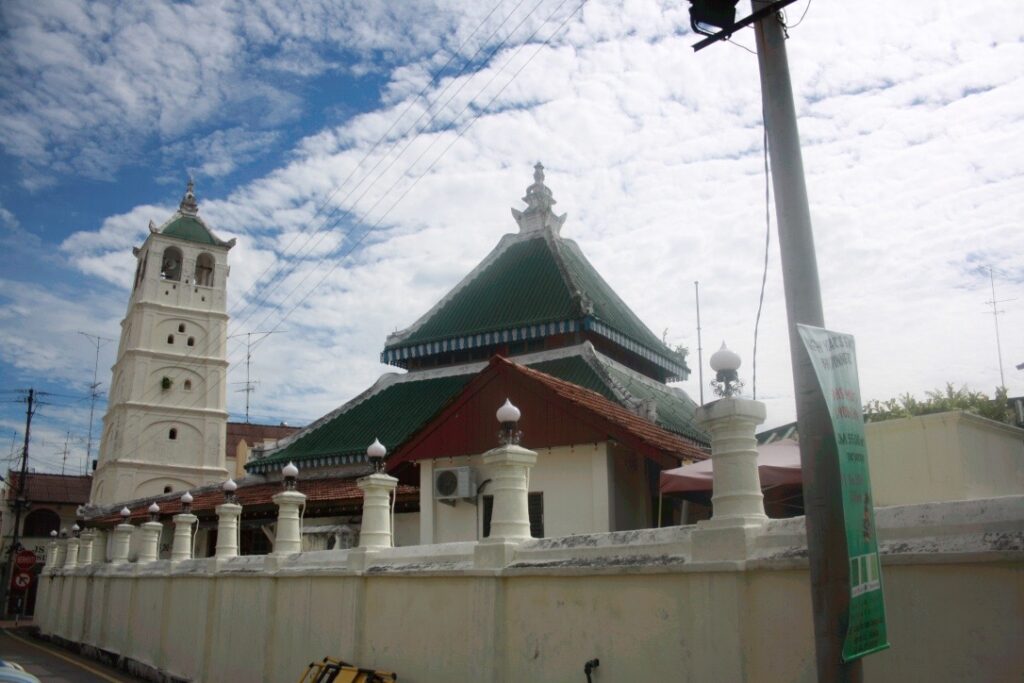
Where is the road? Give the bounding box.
[0,628,145,683]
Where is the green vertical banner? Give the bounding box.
[797,324,890,662]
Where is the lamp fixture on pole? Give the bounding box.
[367,439,387,473]
[223,479,238,503]
[496,399,522,446]
[282,462,299,490]
[710,342,743,398]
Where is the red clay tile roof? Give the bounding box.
[506,357,707,462]
[226,421,301,456]
[7,472,91,505]
[90,476,417,525]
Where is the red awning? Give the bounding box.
[659,439,802,494]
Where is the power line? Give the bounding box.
[93,0,588,473]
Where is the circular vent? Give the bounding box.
[436,470,459,497]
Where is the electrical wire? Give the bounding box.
[784,0,813,29]
[88,0,589,477]
[752,114,771,400]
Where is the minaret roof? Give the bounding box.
[152,179,234,248]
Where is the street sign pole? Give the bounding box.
[750,3,862,681]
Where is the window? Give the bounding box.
[168,428,177,440]
[482,492,544,538]
[23,508,60,538]
[167,334,174,344]
[163,485,173,494]
[183,379,192,391]
[187,337,195,347]
[161,247,183,281]
[178,323,186,333]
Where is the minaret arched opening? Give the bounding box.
[195,252,215,287]
[161,246,183,281]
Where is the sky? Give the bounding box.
[0,0,1022,477]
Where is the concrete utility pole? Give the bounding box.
[751,3,861,680]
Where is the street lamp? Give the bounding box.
[689,0,738,35]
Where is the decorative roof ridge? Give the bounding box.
[544,229,594,319]
[589,345,699,407]
[384,230,547,348]
[511,162,567,235]
[572,341,643,411]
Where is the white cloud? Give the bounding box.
[9,0,1023,441]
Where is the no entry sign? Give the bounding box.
[14,549,37,572]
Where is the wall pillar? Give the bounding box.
[214,503,242,559]
[271,491,307,555]
[111,523,134,565]
[356,474,397,548]
[63,538,80,569]
[44,539,59,570]
[171,514,197,561]
[138,521,162,563]
[692,397,768,562]
[475,443,537,569]
[53,540,66,569]
[78,531,94,565]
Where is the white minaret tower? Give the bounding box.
[90,181,235,505]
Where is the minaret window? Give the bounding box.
[167,334,174,344]
[183,380,192,391]
[161,247,183,281]
[169,428,177,440]
[178,323,186,333]
[195,253,215,287]
[163,485,173,494]
[187,337,195,347]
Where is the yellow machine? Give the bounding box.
[298,657,397,683]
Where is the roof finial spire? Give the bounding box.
[179,177,199,216]
[512,161,567,234]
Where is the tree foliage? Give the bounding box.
[863,384,1015,425]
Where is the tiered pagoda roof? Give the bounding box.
[381,164,689,383]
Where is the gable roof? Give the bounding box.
[381,168,689,382]
[247,343,706,475]
[6,472,91,505]
[226,421,302,456]
[388,355,707,470]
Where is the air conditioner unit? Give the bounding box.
[434,466,476,502]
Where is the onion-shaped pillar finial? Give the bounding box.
[282,462,299,490]
[180,490,194,513]
[496,398,522,446]
[147,501,161,522]
[223,478,238,503]
[366,439,387,473]
[710,341,743,398]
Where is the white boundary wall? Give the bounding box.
[37,496,1024,683]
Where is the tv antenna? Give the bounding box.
[78,332,114,464]
[983,267,1014,389]
[229,330,285,423]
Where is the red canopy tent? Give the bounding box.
[659,439,802,495]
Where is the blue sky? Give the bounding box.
[1,0,1022,475]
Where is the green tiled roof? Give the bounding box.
[597,359,705,443]
[162,215,221,245]
[249,373,474,471]
[384,232,689,380]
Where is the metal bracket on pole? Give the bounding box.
[692,0,798,51]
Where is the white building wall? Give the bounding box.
[866,412,1024,506]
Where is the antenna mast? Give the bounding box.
[984,267,1014,389]
[229,330,285,423]
[78,332,113,465]
[695,281,704,405]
